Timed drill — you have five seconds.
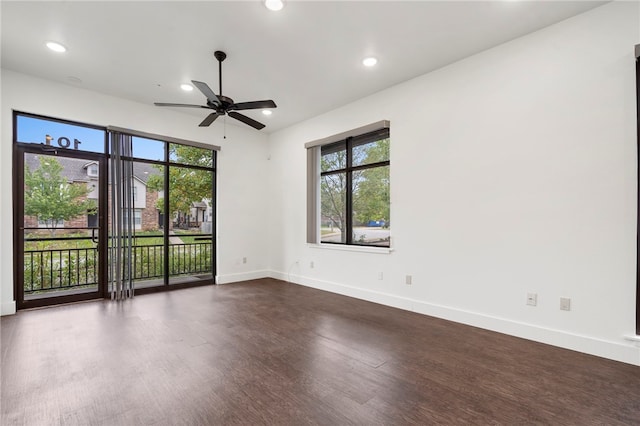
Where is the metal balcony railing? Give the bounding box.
[23,238,213,295]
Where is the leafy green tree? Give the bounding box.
[353,138,390,226]
[321,150,347,241]
[147,145,213,220]
[24,156,97,235]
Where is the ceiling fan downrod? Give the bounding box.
[214,50,226,96]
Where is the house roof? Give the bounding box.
[24,154,160,184]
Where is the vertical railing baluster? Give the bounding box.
[29,252,34,292]
[95,248,97,284]
[60,250,63,288]
[40,251,44,291]
[49,250,54,289]
[133,244,137,280]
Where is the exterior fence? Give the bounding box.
[23,239,213,295]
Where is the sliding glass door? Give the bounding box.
[13,112,217,309]
[113,135,216,293]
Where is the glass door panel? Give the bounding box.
[130,161,165,289]
[168,165,214,285]
[21,151,104,303]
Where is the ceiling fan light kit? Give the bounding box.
[155,50,277,130]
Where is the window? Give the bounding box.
[87,163,98,177]
[122,209,142,230]
[307,121,390,248]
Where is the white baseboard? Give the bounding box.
[270,270,640,366]
[1,301,16,316]
[217,270,271,285]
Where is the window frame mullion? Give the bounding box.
[345,137,353,245]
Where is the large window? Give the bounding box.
[308,123,390,247]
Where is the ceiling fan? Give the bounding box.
[155,51,277,130]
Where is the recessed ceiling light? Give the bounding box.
[180,83,194,91]
[262,110,273,116]
[362,57,378,67]
[264,0,284,11]
[46,41,67,53]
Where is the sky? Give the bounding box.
[16,115,167,161]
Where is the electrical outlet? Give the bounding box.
[405,275,412,285]
[310,261,314,268]
[526,293,537,306]
[242,257,247,264]
[378,272,383,280]
[560,297,571,311]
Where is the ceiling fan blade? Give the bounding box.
[199,113,219,127]
[229,100,277,111]
[192,80,220,105]
[228,111,266,130]
[154,102,212,109]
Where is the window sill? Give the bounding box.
[308,243,393,254]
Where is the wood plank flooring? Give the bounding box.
[2,278,640,425]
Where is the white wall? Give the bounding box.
[267,2,640,365]
[0,70,271,314]
[2,1,638,366]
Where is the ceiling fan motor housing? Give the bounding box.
[209,95,234,113]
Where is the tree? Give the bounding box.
[320,138,390,241]
[24,156,97,235]
[352,138,390,225]
[321,150,347,241]
[146,145,213,221]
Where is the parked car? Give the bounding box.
[367,219,386,227]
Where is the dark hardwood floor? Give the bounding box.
[2,278,640,425]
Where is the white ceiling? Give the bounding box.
[1,1,606,133]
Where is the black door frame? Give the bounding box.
[635,44,640,334]
[13,143,109,310]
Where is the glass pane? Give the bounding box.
[23,153,99,299]
[352,165,390,247]
[16,115,105,153]
[130,136,165,161]
[320,172,346,243]
[169,143,214,168]
[352,137,390,167]
[321,141,346,172]
[128,162,165,289]
[168,165,214,284]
